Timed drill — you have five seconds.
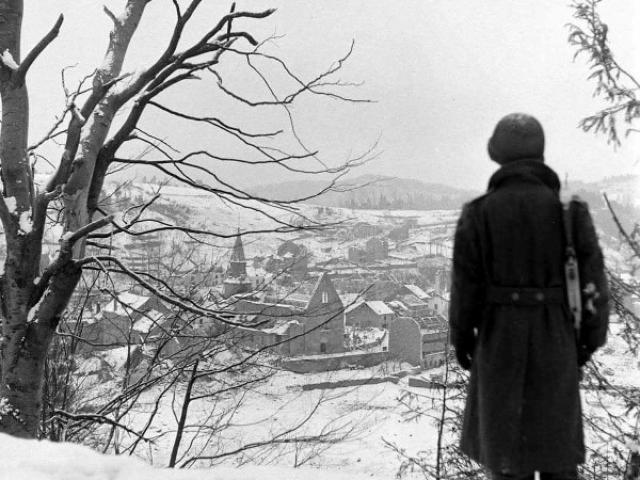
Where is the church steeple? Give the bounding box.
[228,230,247,277]
[223,230,252,298]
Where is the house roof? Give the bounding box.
[262,319,301,335]
[340,293,362,309]
[415,317,446,332]
[398,294,428,308]
[403,284,430,300]
[132,309,165,334]
[387,300,408,311]
[103,292,151,314]
[365,301,394,315]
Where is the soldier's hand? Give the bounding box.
[577,345,593,367]
[454,335,474,370]
[456,349,472,370]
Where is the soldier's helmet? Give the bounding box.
[488,113,545,164]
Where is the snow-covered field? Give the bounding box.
[2,361,446,480]
[107,363,442,478]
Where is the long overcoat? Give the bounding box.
[449,159,609,474]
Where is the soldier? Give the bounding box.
[449,113,609,480]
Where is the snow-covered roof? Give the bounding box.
[403,284,430,300]
[387,300,408,311]
[262,319,301,335]
[103,292,150,314]
[132,309,165,334]
[366,301,394,315]
[347,300,394,316]
[398,294,427,307]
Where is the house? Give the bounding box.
[350,222,382,239]
[347,237,389,264]
[394,294,431,317]
[365,237,389,260]
[425,290,449,317]
[399,284,430,302]
[397,284,449,317]
[347,245,368,264]
[388,224,410,242]
[345,300,395,329]
[264,241,310,280]
[76,292,172,350]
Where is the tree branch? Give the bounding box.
[13,14,64,86]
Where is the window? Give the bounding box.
[321,291,328,303]
[320,342,327,353]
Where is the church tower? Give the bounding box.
[228,233,247,277]
[223,231,252,297]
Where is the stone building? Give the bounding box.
[347,237,389,264]
[388,316,422,365]
[264,240,309,280]
[230,273,346,357]
[345,300,395,329]
[350,222,382,239]
[388,316,447,369]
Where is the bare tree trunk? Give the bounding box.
[0,261,81,436]
[169,360,199,468]
[0,0,146,437]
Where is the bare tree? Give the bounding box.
[0,0,371,438]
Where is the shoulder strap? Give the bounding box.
[562,195,580,256]
[563,202,574,255]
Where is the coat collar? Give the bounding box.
[487,158,561,194]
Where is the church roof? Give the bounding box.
[230,233,246,263]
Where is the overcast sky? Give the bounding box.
[25,1,640,192]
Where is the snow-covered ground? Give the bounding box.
[0,432,386,480]
[102,363,442,479]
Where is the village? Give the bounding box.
[58,205,457,378]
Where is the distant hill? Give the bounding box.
[250,173,639,240]
[250,175,480,211]
[564,174,639,240]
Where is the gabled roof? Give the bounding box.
[306,273,343,309]
[344,300,365,314]
[346,300,394,316]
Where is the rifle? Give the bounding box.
[562,197,582,332]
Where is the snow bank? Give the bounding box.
[0,433,382,480]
